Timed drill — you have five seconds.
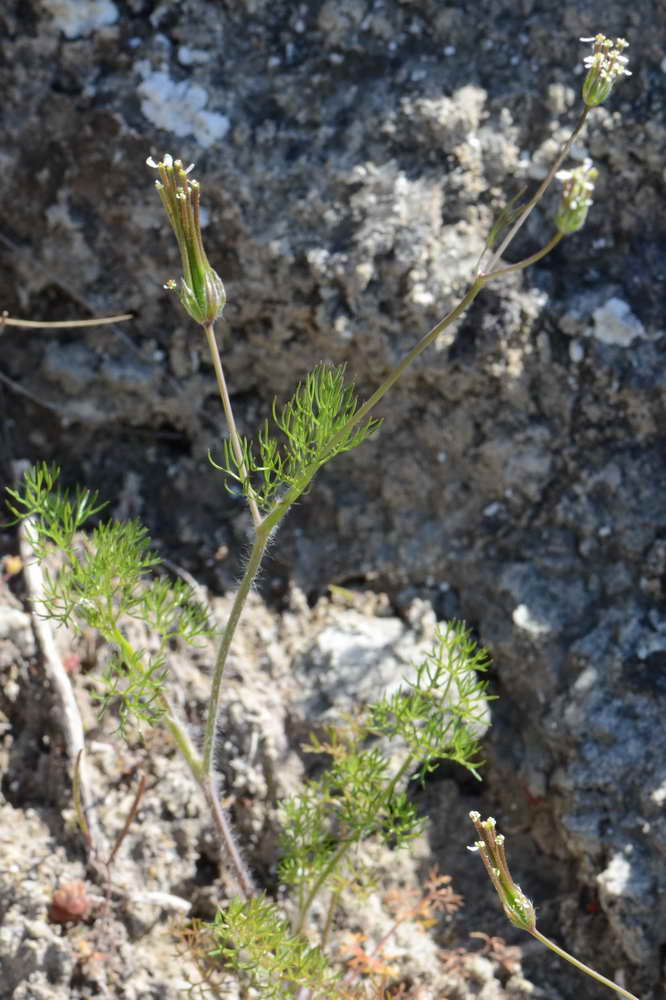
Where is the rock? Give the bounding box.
[0,2,658,997]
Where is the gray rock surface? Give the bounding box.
[1,1,664,998]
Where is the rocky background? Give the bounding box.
[1,0,665,997]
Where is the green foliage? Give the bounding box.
[212,362,380,510]
[6,462,106,550]
[278,722,421,905]
[97,648,168,734]
[6,463,214,733]
[278,624,491,934]
[208,895,342,1000]
[369,620,492,782]
[4,38,639,999]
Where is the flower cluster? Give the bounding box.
[580,34,631,107]
[147,154,226,325]
[554,158,598,235]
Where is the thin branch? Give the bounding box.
[483,231,565,280]
[0,369,66,413]
[530,928,640,1000]
[480,107,590,275]
[107,773,148,867]
[202,528,269,776]
[0,310,133,329]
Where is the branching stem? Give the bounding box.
[204,320,263,530]
[484,231,564,280]
[480,106,590,275]
[198,104,592,924]
[158,690,204,783]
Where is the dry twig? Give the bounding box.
[13,460,102,853]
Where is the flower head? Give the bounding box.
[554,157,598,234]
[468,812,536,932]
[580,34,631,107]
[147,154,226,325]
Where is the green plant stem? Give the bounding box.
[157,691,254,896]
[292,757,417,939]
[484,231,564,280]
[203,320,263,530]
[201,275,499,799]
[109,627,203,782]
[159,690,204,782]
[384,753,415,800]
[320,887,342,950]
[481,106,590,275]
[110,629,254,894]
[199,147,572,856]
[530,928,639,1000]
[294,841,353,935]
[327,277,486,456]
[259,276,487,542]
[202,526,270,775]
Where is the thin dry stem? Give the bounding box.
[1,311,132,328]
[14,461,101,854]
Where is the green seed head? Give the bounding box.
[580,34,631,107]
[554,158,598,235]
[147,154,226,325]
[468,811,537,933]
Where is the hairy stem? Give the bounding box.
[256,276,488,546]
[158,691,254,896]
[530,928,639,1000]
[200,127,574,779]
[109,629,253,895]
[202,527,270,775]
[198,130,574,896]
[338,277,486,444]
[201,774,255,898]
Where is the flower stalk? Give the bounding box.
[468,813,640,1000]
